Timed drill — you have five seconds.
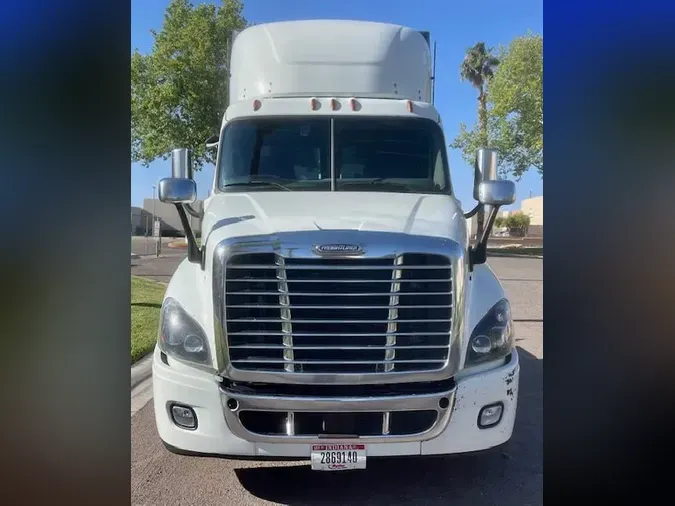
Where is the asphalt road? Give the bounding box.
[131,256,543,505]
[132,236,187,257]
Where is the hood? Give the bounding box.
[202,191,467,247]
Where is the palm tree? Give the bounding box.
[460,42,499,238]
[460,42,500,147]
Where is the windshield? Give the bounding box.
[216,116,451,194]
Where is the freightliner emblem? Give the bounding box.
[312,244,364,256]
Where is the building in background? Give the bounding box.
[131,206,153,235]
[131,200,203,236]
[520,196,543,237]
[467,196,543,239]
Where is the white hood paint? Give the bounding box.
[201,191,467,249]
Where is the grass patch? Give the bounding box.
[131,276,166,364]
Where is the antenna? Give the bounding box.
[432,40,437,104]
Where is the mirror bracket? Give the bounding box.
[469,204,501,269]
[174,203,203,267]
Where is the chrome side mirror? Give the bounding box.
[158,178,197,204]
[172,148,194,180]
[478,180,516,206]
[161,147,198,203]
[473,148,498,200]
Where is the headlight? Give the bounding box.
[465,298,514,366]
[158,297,211,366]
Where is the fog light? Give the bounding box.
[170,404,197,429]
[478,402,503,429]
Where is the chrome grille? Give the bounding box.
[224,253,452,374]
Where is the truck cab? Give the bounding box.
[153,19,518,470]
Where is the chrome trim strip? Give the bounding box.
[221,387,457,444]
[276,256,294,372]
[285,412,295,436]
[385,255,403,372]
[382,412,391,435]
[213,230,466,384]
[231,359,445,365]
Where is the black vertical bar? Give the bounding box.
[330,117,335,191]
[432,41,437,104]
[174,204,202,265]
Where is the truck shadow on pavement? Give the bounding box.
[234,346,543,505]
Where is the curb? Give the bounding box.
[131,352,153,389]
[131,352,154,416]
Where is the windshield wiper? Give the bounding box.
[338,178,413,190]
[368,178,409,186]
[222,180,292,191]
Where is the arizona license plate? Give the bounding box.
[310,444,367,471]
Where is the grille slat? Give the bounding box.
[224,291,452,297]
[228,331,451,336]
[229,344,450,350]
[230,359,446,364]
[224,252,452,374]
[227,304,452,309]
[227,264,447,270]
[226,318,451,323]
[226,278,451,283]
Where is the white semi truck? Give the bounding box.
[153,19,519,471]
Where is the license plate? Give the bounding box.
[310,444,366,471]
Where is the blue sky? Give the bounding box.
[131,0,543,211]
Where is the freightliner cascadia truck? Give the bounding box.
[152,19,518,471]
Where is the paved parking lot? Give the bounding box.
[131,256,542,505]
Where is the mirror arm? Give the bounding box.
[174,203,203,266]
[184,203,203,219]
[469,204,501,269]
[463,203,483,219]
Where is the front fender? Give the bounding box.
[459,263,507,370]
[162,257,216,369]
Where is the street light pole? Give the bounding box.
[152,185,158,257]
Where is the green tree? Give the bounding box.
[452,33,543,180]
[458,42,500,147]
[131,0,247,170]
[506,212,531,237]
[490,33,543,178]
[454,42,499,239]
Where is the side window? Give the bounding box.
[433,147,447,190]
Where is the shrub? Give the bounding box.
[495,216,506,228]
[506,212,530,237]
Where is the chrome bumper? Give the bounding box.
[221,386,457,444]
